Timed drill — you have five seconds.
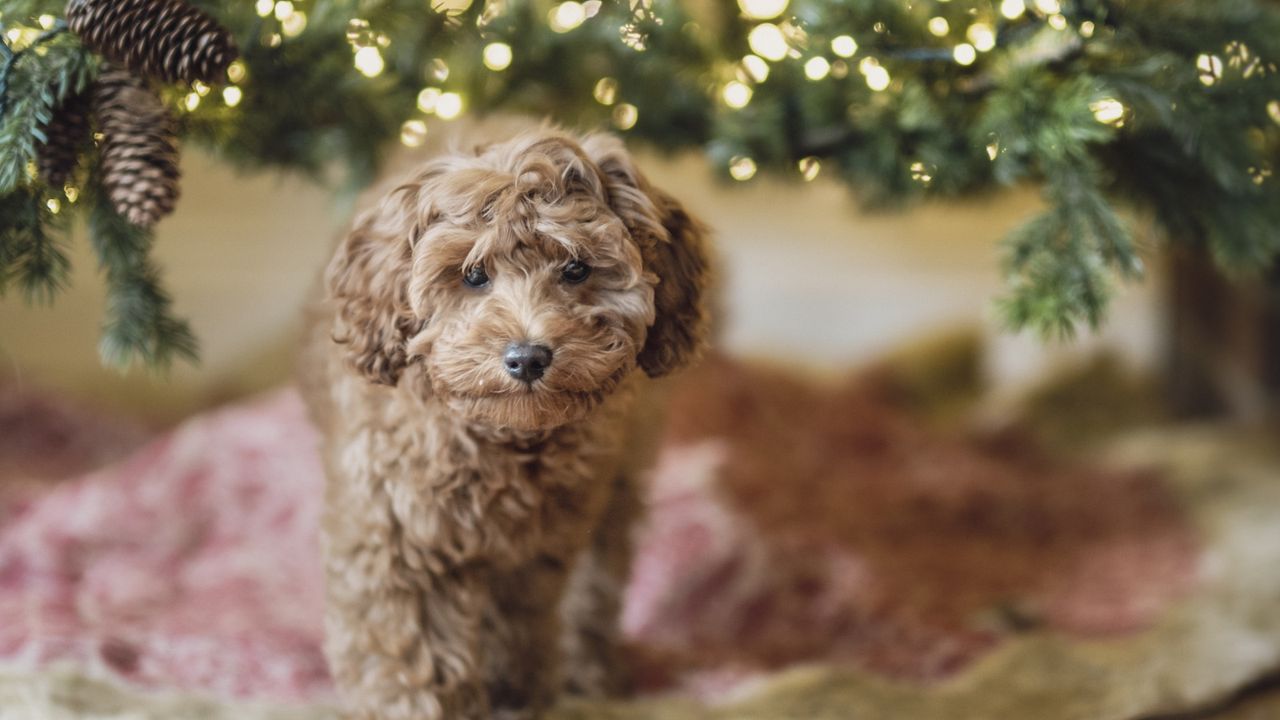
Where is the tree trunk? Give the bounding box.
[1166,245,1280,420]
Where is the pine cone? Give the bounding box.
[66,0,238,85]
[93,67,181,228]
[37,90,91,187]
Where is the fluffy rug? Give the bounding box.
[0,357,1199,705]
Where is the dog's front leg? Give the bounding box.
[559,473,641,698]
[480,558,574,719]
[324,547,490,720]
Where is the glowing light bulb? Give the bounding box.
[435,92,464,120]
[722,81,753,108]
[612,103,638,130]
[183,92,201,111]
[255,0,273,17]
[483,42,512,70]
[354,47,384,77]
[953,43,977,65]
[282,11,307,36]
[37,14,56,29]
[729,156,757,181]
[45,198,61,214]
[798,156,820,181]
[400,119,428,147]
[737,0,788,20]
[831,35,857,58]
[478,0,505,26]
[227,60,247,83]
[862,61,890,91]
[804,56,830,80]
[418,87,442,112]
[866,67,890,91]
[1033,0,1060,13]
[1080,21,1096,37]
[549,2,586,32]
[742,55,769,82]
[928,17,950,37]
[593,77,618,105]
[1197,54,1223,86]
[274,1,294,21]
[222,86,243,107]
[1048,14,1067,30]
[1090,97,1125,125]
[346,18,374,47]
[1000,0,1026,20]
[426,58,450,82]
[748,23,788,61]
[619,23,648,51]
[192,80,210,97]
[967,23,995,51]
[910,161,934,185]
[1268,100,1280,125]
[64,186,79,203]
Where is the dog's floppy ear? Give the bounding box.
[581,134,711,378]
[325,186,424,386]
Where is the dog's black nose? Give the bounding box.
[504,342,553,383]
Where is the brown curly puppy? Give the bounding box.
[299,129,711,720]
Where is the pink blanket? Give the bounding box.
[0,368,1199,702]
[0,392,330,698]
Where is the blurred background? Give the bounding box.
[3,0,1280,718]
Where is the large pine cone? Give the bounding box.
[37,90,91,187]
[93,67,181,228]
[66,0,238,85]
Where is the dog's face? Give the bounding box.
[326,132,710,432]
[406,162,656,431]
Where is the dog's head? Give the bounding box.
[326,130,710,432]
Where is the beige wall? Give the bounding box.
[0,124,1162,422]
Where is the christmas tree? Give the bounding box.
[0,0,1277,368]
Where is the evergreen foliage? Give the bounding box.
[1,0,1279,366]
[87,185,197,368]
[0,23,92,192]
[0,182,71,302]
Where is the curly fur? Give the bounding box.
[299,128,711,720]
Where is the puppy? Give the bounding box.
[299,129,710,719]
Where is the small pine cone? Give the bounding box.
[94,67,181,228]
[37,90,91,187]
[66,0,238,85]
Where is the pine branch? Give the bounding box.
[998,181,1136,340]
[88,188,197,370]
[0,183,71,302]
[978,66,1141,337]
[0,28,93,193]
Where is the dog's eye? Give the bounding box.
[561,260,591,285]
[462,265,490,288]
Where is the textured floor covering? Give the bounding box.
[1,361,1277,719]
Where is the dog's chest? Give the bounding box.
[386,420,620,568]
